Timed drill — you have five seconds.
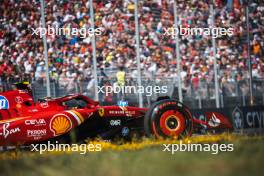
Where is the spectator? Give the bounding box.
[0,0,263,100]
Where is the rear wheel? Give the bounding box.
[144,99,193,138]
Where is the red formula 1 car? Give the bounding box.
[0,83,232,146]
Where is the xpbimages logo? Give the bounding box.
[31,141,102,154]
[31,25,104,38]
[163,25,234,38]
[97,85,168,96]
[163,141,234,155]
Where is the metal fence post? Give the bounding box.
[40,0,51,97]
[173,0,183,103]
[198,95,202,109]
[52,82,56,97]
[32,82,36,101]
[242,94,246,106]
[246,5,253,105]
[210,5,220,108]
[134,0,143,107]
[220,93,224,108]
[89,0,99,101]
[262,93,264,106]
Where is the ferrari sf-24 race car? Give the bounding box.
[0,83,232,146]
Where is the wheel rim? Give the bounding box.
[159,110,186,136]
[166,116,179,130]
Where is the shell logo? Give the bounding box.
[50,114,72,136]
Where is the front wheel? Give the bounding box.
[144,99,193,139]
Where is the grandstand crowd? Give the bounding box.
[0,0,263,97]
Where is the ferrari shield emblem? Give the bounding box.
[98,108,104,117]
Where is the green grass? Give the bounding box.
[0,138,263,176]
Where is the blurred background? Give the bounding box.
[1,2,264,175]
[0,0,263,109]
